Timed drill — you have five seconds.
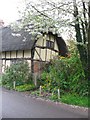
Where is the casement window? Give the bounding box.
[46,40,54,49]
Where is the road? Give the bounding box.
[0,87,2,119]
[0,87,88,118]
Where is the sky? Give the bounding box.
[0,0,74,40]
[0,0,89,26]
[0,0,25,25]
[0,0,63,26]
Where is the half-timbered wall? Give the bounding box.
[2,34,59,74]
[2,50,31,72]
[34,34,59,62]
[32,34,59,85]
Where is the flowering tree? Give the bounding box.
[12,0,90,80]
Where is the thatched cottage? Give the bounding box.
[1,26,68,84]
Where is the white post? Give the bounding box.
[40,86,42,95]
[58,89,60,99]
[52,92,53,96]
[13,81,16,90]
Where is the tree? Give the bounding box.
[13,0,89,79]
[73,0,90,80]
[73,0,88,77]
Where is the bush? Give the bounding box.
[2,60,34,89]
[40,52,88,97]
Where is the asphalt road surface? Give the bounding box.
[0,87,88,118]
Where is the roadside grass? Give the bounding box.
[60,93,89,107]
[30,90,89,108]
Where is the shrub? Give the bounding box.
[40,52,88,97]
[2,60,33,89]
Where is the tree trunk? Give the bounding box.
[82,0,88,34]
[88,1,90,81]
[73,0,87,77]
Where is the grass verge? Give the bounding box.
[30,90,89,108]
[60,93,88,107]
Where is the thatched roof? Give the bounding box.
[1,26,36,52]
[56,36,68,56]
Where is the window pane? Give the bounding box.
[51,42,54,49]
[46,40,54,49]
[46,40,49,47]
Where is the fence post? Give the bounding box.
[13,81,16,90]
[58,89,60,99]
[40,86,42,95]
[52,92,53,96]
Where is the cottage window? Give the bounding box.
[46,40,54,49]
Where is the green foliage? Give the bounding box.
[49,92,88,107]
[49,94,58,101]
[39,41,88,103]
[15,84,35,92]
[61,93,88,107]
[2,60,33,89]
[40,52,88,97]
[0,75,2,86]
[30,90,40,96]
